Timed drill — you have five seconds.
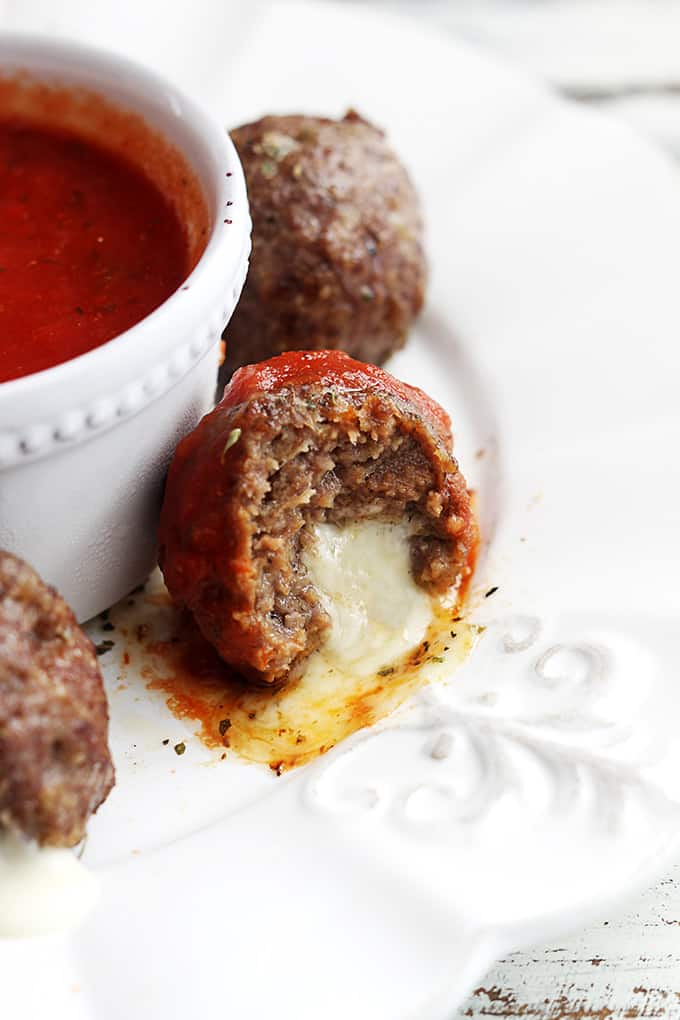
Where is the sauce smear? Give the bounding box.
[100,571,482,775]
[140,605,480,774]
[0,120,188,382]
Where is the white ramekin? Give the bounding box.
[0,34,250,621]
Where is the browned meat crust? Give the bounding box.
[0,552,114,847]
[223,111,426,377]
[159,354,476,687]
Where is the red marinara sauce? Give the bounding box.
[222,349,454,443]
[0,119,188,383]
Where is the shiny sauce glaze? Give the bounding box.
[0,120,188,382]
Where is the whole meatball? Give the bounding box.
[223,111,426,378]
[0,551,114,847]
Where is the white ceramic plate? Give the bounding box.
[5,3,680,1018]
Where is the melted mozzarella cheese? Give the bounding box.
[302,520,432,678]
[0,831,97,937]
[132,531,479,771]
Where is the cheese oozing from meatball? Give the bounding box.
[302,521,432,680]
[0,831,97,937]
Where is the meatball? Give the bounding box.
[159,351,476,686]
[0,552,114,848]
[222,111,426,378]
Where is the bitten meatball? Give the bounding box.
[222,111,426,378]
[0,552,115,847]
[159,351,476,686]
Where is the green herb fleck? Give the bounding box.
[221,428,242,462]
[174,742,186,756]
[264,134,298,161]
[360,285,374,302]
[377,666,395,677]
[162,739,169,746]
[218,719,231,737]
[430,656,444,664]
[261,160,277,179]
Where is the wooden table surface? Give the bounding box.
[376,2,680,1015]
[459,863,680,1017]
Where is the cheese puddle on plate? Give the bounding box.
[134,521,480,772]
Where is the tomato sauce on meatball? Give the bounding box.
[159,351,476,687]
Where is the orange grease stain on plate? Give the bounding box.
[129,580,480,774]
